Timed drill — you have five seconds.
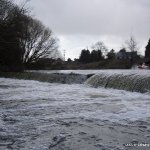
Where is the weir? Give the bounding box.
[0,71,150,93]
[0,72,88,84]
[85,72,150,93]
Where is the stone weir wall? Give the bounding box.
[0,72,89,84]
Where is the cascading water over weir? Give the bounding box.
[0,70,150,93]
[0,70,150,149]
[85,72,150,93]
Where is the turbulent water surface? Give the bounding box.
[0,70,150,150]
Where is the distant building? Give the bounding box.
[116,48,137,60]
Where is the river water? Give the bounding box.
[0,70,150,150]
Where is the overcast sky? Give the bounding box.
[17,0,150,59]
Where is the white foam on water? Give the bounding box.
[0,78,150,123]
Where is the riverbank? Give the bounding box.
[26,60,133,70]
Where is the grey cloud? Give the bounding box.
[28,0,150,38]
[15,0,150,58]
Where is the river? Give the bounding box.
[0,70,150,150]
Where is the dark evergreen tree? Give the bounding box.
[90,50,98,62]
[107,49,116,60]
[90,50,103,62]
[67,58,72,63]
[145,39,150,59]
[79,49,91,63]
[97,50,103,61]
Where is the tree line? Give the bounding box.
[78,37,150,64]
[79,48,115,63]
[79,41,106,63]
[0,0,59,72]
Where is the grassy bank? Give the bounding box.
[25,59,134,70]
[65,60,132,70]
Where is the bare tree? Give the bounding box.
[0,0,12,21]
[0,0,28,71]
[0,0,27,23]
[0,0,59,71]
[20,17,59,64]
[125,35,139,63]
[126,35,138,53]
[91,41,108,58]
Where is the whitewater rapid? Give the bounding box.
[0,77,150,150]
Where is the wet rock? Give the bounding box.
[87,74,94,79]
